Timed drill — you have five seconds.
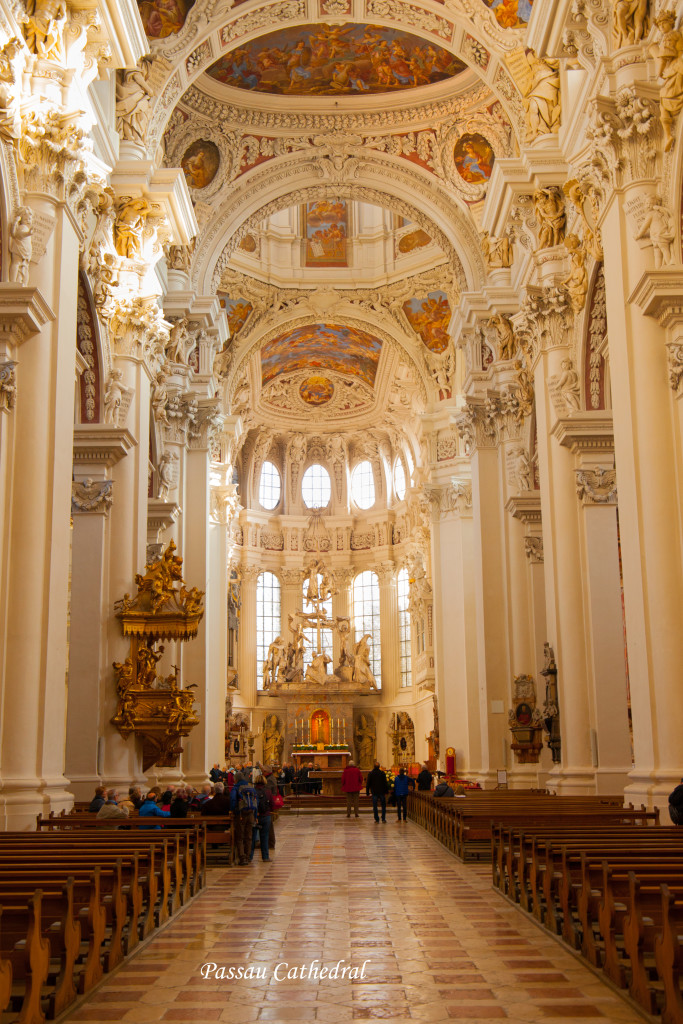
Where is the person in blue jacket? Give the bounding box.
[138,787,171,828]
[393,767,411,822]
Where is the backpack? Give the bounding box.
[237,783,258,815]
[256,787,270,818]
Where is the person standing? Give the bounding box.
[394,767,410,822]
[230,771,257,865]
[417,764,433,791]
[341,759,363,818]
[366,761,389,823]
[251,774,274,862]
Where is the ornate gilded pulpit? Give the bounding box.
[111,541,203,771]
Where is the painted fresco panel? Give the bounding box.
[206,23,466,95]
[300,376,335,405]
[260,324,382,387]
[480,0,534,27]
[137,0,195,38]
[304,201,348,267]
[219,297,253,339]
[403,292,451,352]
[181,140,220,189]
[453,133,495,183]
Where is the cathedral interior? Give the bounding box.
[1,0,682,833]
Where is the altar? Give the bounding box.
[292,749,351,772]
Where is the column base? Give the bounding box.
[146,767,185,789]
[594,766,630,797]
[0,776,73,830]
[624,768,682,820]
[184,771,212,789]
[66,772,104,802]
[545,766,597,794]
[506,764,543,790]
[467,769,500,790]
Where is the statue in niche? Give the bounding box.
[262,714,284,765]
[488,313,515,361]
[549,359,581,412]
[9,206,33,286]
[534,188,566,249]
[151,369,170,424]
[614,0,649,48]
[114,197,155,260]
[157,450,176,500]
[103,369,125,425]
[116,64,155,146]
[166,317,196,365]
[481,231,513,269]
[355,714,376,770]
[510,445,532,491]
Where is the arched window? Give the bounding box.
[353,571,381,686]
[394,459,406,501]
[397,568,412,687]
[351,460,375,509]
[302,464,331,509]
[259,461,281,510]
[302,574,333,670]
[256,572,281,690]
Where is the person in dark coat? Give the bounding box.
[201,782,231,816]
[250,775,274,862]
[366,761,389,822]
[88,786,106,812]
[341,760,363,818]
[170,788,190,817]
[393,767,411,822]
[669,778,683,824]
[433,777,454,798]
[417,765,433,791]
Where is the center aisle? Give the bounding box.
[64,815,643,1023]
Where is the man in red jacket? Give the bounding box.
[341,759,363,818]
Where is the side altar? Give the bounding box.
[258,554,380,769]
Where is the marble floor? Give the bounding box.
[62,814,647,1024]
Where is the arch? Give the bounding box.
[193,152,485,293]
[141,4,526,156]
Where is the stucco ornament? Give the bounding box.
[563,179,603,260]
[114,197,158,261]
[0,362,17,411]
[166,317,196,365]
[534,188,566,249]
[548,359,581,413]
[575,466,617,504]
[634,196,675,267]
[157,450,177,500]
[103,369,131,426]
[72,478,114,515]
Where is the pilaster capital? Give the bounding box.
[0,361,16,412]
[162,392,198,446]
[524,536,544,563]
[453,398,498,454]
[0,284,55,349]
[333,567,356,587]
[575,466,618,505]
[424,480,472,519]
[375,562,397,585]
[513,286,573,367]
[581,86,661,215]
[240,565,262,585]
[209,483,241,525]
[109,296,169,375]
[71,477,113,515]
[189,398,224,451]
[18,110,95,214]
[505,492,543,527]
[72,424,136,466]
[279,568,305,586]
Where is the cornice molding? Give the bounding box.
[73,425,137,466]
[551,413,614,454]
[505,492,542,526]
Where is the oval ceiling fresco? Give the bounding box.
[137,0,195,38]
[260,324,383,387]
[206,24,467,96]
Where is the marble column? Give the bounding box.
[65,426,134,798]
[598,190,683,809]
[0,195,81,827]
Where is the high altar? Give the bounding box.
[260,555,378,773]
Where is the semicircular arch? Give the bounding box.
[192,149,486,293]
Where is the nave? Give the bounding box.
[62,816,643,1024]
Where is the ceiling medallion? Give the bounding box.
[300,375,335,405]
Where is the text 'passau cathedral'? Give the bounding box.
[0,0,680,829]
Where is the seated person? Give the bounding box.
[139,787,171,828]
[88,785,106,812]
[96,788,129,819]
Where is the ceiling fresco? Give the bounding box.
[137,0,195,38]
[398,228,432,254]
[299,376,335,405]
[303,201,348,267]
[260,324,383,387]
[403,292,451,353]
[481,0,534,27]
[205,23,467,96]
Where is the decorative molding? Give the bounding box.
[71,478,114,515]
[73,425,136,466]
[575,466,617,505]
[0,360,16,411]
[505,492,542,527]
[0,285,55,348]
[551,413,614,454]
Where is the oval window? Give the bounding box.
[302,464,331,509]
[394,459,406,501]
[259,461,281,510]
[351,460,375,510]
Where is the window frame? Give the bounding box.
[301,463,332,510]
[352,570,382,687]
[350,459,376,511]
[259,460,282,511]
[256,571,281,691]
